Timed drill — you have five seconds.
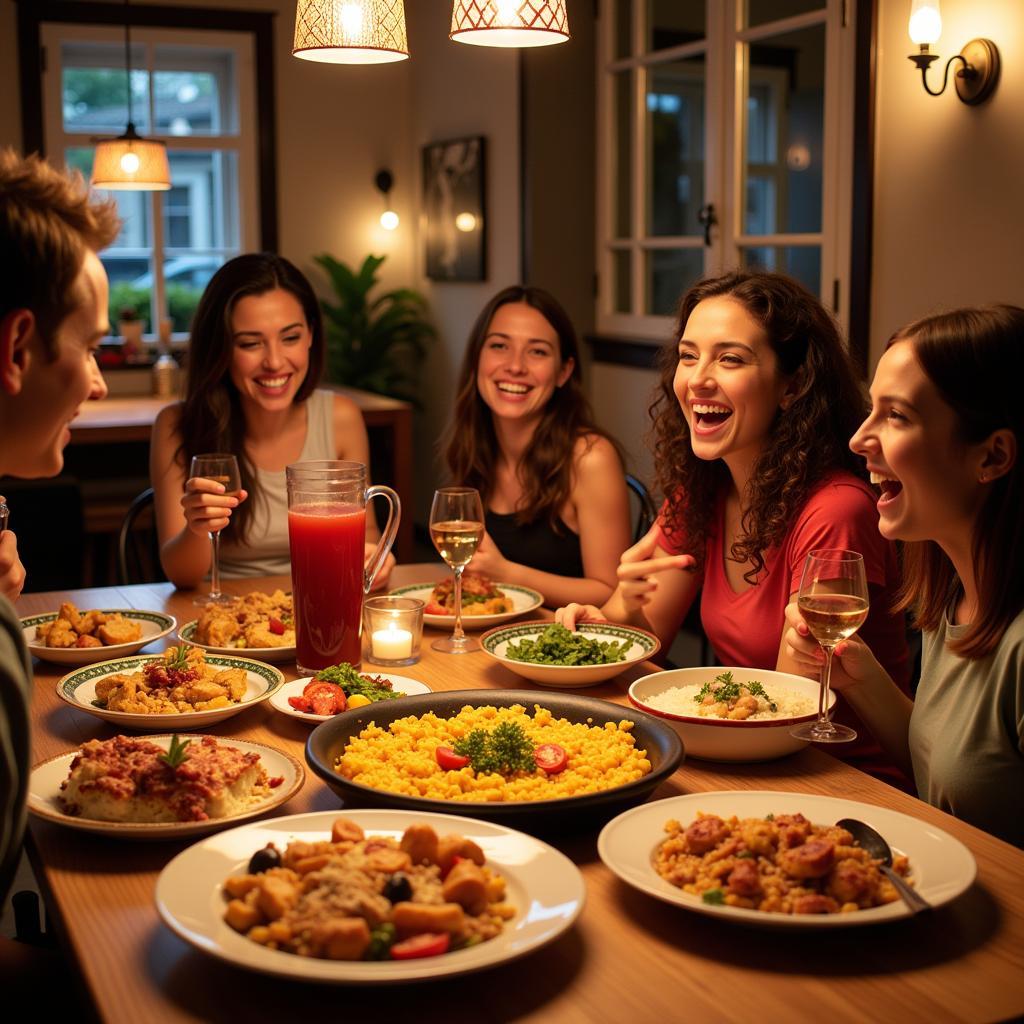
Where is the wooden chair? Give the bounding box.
[116,487,165,585]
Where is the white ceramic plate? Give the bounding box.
[56,653,286,729]
[178,619,296,664]
[480,621,660,688]
[22,609,176,666]
[269,674,432,724]
[389,581,544,630]
[27,735,304,840]
[156,808,585,983]
[598,791,977,929]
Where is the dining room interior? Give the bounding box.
[1,1,1023,1021]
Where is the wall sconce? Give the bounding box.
[375,169,399,230]
[907,1,1000,105]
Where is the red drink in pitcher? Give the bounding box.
[288,503,366,670]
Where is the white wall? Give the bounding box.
[870,0,1024,365]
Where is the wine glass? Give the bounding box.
[790,548,869,743]
[429,487,485,653]
[189,453,241,606]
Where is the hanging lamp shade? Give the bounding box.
[92,126,171,191]
[293,0,409,64]
[450,0,570,48]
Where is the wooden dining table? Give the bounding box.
[17,567,1024,1024]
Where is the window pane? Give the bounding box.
[647,1,704,52]
[646,58,705,237]
[741,25,825,234]
[612,250,632,314]
[740,245,821,295]
[613,0,632,59]
[62,43,149,133]
[645,248,704,316]
[746,0,824,29]
[154,45,238,135]
[163,150,240,332]
[614,71,632,238]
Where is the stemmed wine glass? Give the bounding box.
[429,487,485,653]
[189,453,241,606]
[790,548,869,743]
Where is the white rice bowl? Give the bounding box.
[628,667,835,763]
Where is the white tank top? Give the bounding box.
[219,388,336,578]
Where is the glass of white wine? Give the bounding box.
[189,453,241,606]
[790,548,869,743]
[429,487,485,653]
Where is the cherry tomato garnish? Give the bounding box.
[287,695,312,712]
[390,933,450,960]
[534,743,568,774]
[268,617,286,635]
[435,746,470,771]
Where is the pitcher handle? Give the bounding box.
[364,485,401,593]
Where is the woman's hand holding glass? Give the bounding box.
[464,529,508,579]
[187,454,243,605]
[783,600,880,691]
[181,476,249,538]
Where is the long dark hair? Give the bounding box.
[443,285,619,529]
[176,253,325,541]
[890,305,1024,659]
[650,270,866,583]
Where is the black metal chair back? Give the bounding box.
[117,487,164,585]
[625,474,657,543]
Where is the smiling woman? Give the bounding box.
[148,253,392,590]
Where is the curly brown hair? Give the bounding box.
[443,286,621,531]
[650,270,866,583]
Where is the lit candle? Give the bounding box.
[371,623,413,660]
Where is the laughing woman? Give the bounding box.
[784,306,1024,846]
[151,253,391,588]
[443,286,631,609]
[558,270,911,784]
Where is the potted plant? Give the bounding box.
[117,305,145,357]
[314,253,435,406]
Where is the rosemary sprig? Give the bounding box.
[160,735,191,769]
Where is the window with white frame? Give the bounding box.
[42,24,259,338]
[597,0,857,341]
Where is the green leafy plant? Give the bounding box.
[314,253,435,406]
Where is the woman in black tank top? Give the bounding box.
[442,287,631,608]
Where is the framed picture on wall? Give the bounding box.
[422,135,486,282]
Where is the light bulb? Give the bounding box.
[909,1,942,46]
[455,212,477,232]
[340,2,364,41]
[120,150,140,174]
[380,209,399,231]
[497,0,521,22]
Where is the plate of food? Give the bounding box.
[156,808,585,982]
[27,733,304,840]
[480,621,660,687]
[306,689,683,832]
[178,589,295,662]
[22,603,176,666]
[598,790,977,929]
[56,645,286,729]
[389,574,543,630]
[270,665,432,724]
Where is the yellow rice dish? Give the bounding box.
[336,703,651,802]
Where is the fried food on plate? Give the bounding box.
[426,573,513,616]
[195,590,295,649]
[34,602,142,649]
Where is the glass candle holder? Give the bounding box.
[363,596,425,667]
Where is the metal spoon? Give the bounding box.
[837,817,932,914]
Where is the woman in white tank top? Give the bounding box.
[150,253,393,589]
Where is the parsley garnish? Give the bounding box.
[160,735,191,769]
[166,645,190,671]
[702,888,726,905]
[314,663,399,702]
[453,721,536,776]
[693,670,777,712]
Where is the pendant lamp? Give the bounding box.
[450,0,570,48]
[92,0,171,190]
[293,0,410,64]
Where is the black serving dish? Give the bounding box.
[305,689,684,834]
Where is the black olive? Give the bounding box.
[382,872,413,903]
[247,843,281,874]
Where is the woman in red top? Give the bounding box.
[559,270,910,784]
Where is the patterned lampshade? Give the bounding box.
[450,0,570,47]
[293,0,410,64]
[92,130,171,191]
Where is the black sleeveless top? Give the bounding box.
[485,509,585,579]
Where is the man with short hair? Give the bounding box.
[0,146,119,918]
